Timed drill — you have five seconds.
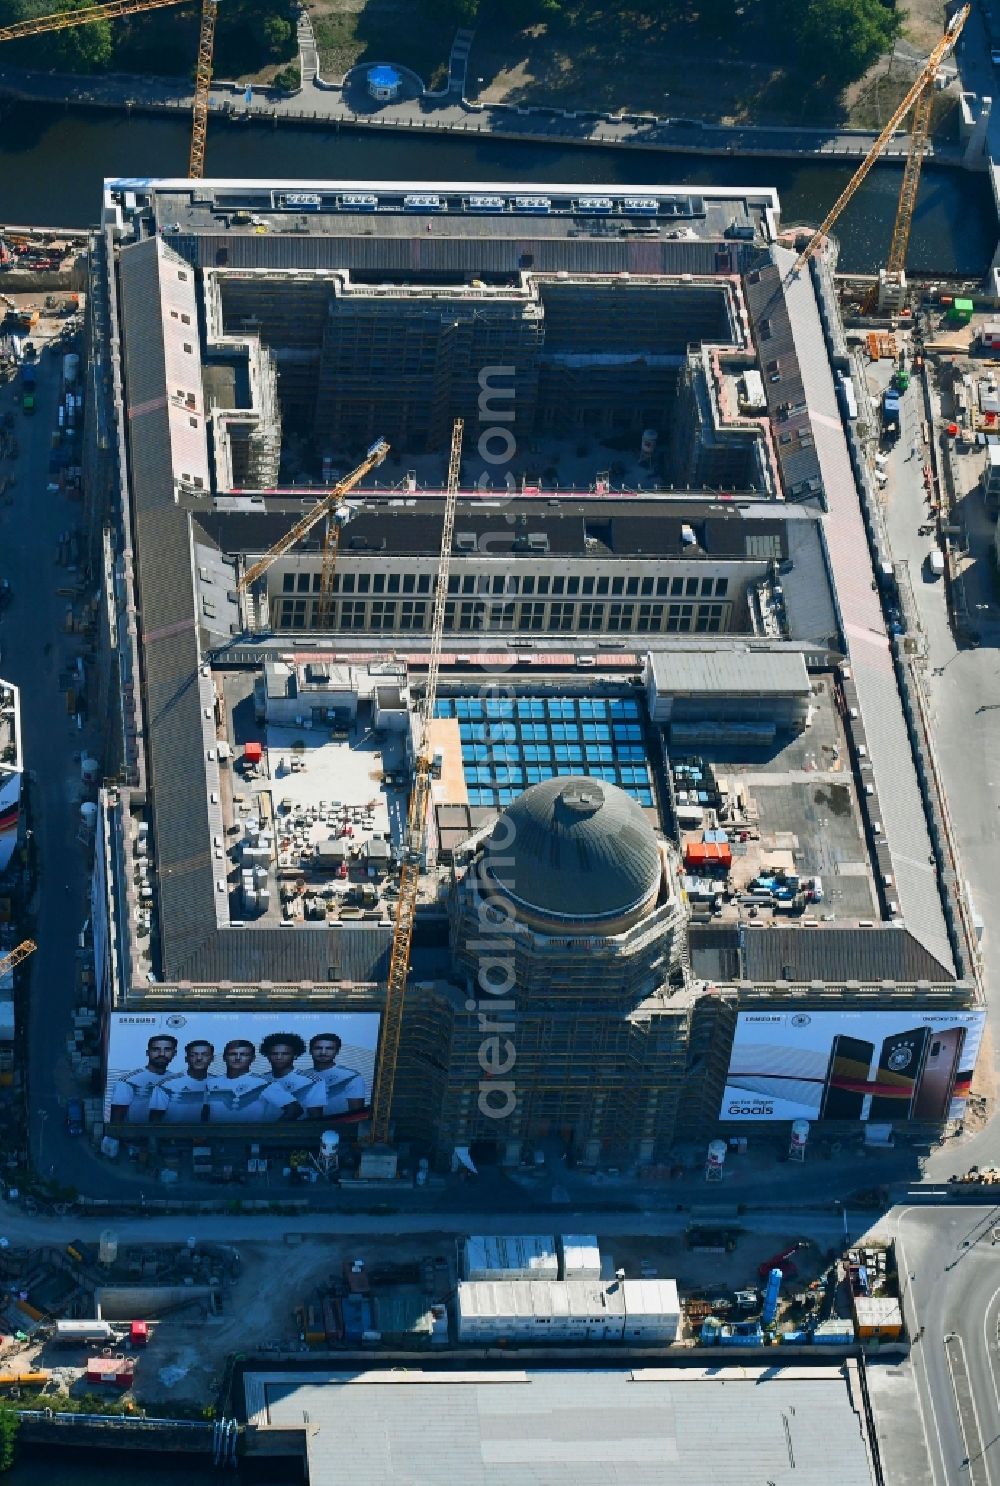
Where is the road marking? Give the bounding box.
[947,1332,991,1486]
[896,1222,946,1486]
[984,1286,1000,1415]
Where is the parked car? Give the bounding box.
[65,1099,84,1137]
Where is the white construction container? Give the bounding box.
[462,1234,558,1282]
[457,1279,624,1343]
[621,1279,681,1342]
[559,1235,602,1280]
[456,1276,681,1345]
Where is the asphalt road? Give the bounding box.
[0,339,112,1192]
[868,1204,1000,1486]
[861,357,1000,1485]
[866,359,1000,1177]
[0,1198,870,1247]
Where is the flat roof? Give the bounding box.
[217,672,406,928]
[648,646,810,697]
[197,498,797,562]
[245,1365,875,1485]
[109,178,780,250]
[675,674,880,927]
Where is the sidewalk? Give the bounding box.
[0,45,966,167]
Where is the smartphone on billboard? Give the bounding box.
[912,1028,966,1121]
[868,1027,931,1121]
[820,1035,874,1120]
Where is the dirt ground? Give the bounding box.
[0,1226,831,1407]
[307,0,454,87]
[132,1226,826,1404]
[308,0,957,132]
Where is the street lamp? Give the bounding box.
[37,1108,48,1171]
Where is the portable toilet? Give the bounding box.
[367,65,401,102]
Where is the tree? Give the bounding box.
[790,0,900,87]
[0,1404,18,1473]
[257,12,292,56]
[424,0,481,21]
[36,0,114,72]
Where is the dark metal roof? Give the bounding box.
[171,232,748,280]
[119,238,220,979]
[687,925,741,982]
[116,237,415,989]
[485,776,661,922]
[689,923,955,985]
[742,926,955,984]
[196,499,791,563]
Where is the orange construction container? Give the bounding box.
[684,841,732,870]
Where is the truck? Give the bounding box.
[882,390,901,439]
[54,1319,115,1345]
[928,549,945,579]
[20,362,36,414]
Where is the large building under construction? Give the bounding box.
[85,180,983,1168]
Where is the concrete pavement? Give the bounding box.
[860,353,1000,1152]
[868,1203,1000,1486]
[0,1198,876,1247]
[0,57,960,165]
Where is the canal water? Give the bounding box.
[6,1443,297,1485]
[0,99,995,275]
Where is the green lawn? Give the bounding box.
[310,1,454,87]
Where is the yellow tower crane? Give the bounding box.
[0,0,221,179]
[0,0,182,42]
[188,0,218,179]
[368,417,464,1154]
[0,941,36,979]
[791,5,969,283]
[236,439,389,631]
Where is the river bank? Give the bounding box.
[0,100,993,276]
[0,60,966,167]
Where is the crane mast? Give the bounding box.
[368,418,463,1149]
[188,0,218,179]
[886,82,935,276]
[237,438,388,607]
[0,0,222,181]
[791,5,968,278]
[0,941,36,979]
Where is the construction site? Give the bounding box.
[61,156,987,1194]
[15,11,985,1209]
[0,1217,905,1417]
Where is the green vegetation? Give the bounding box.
[0,0,297,79]
[272,59,301,90]
[312,2,454,87]
[0,0,906,113]
[786,0,901,88]
[0,1406,18,1473]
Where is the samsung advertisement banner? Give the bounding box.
[721,1009,985,1123]
[105,1011,380,1127]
